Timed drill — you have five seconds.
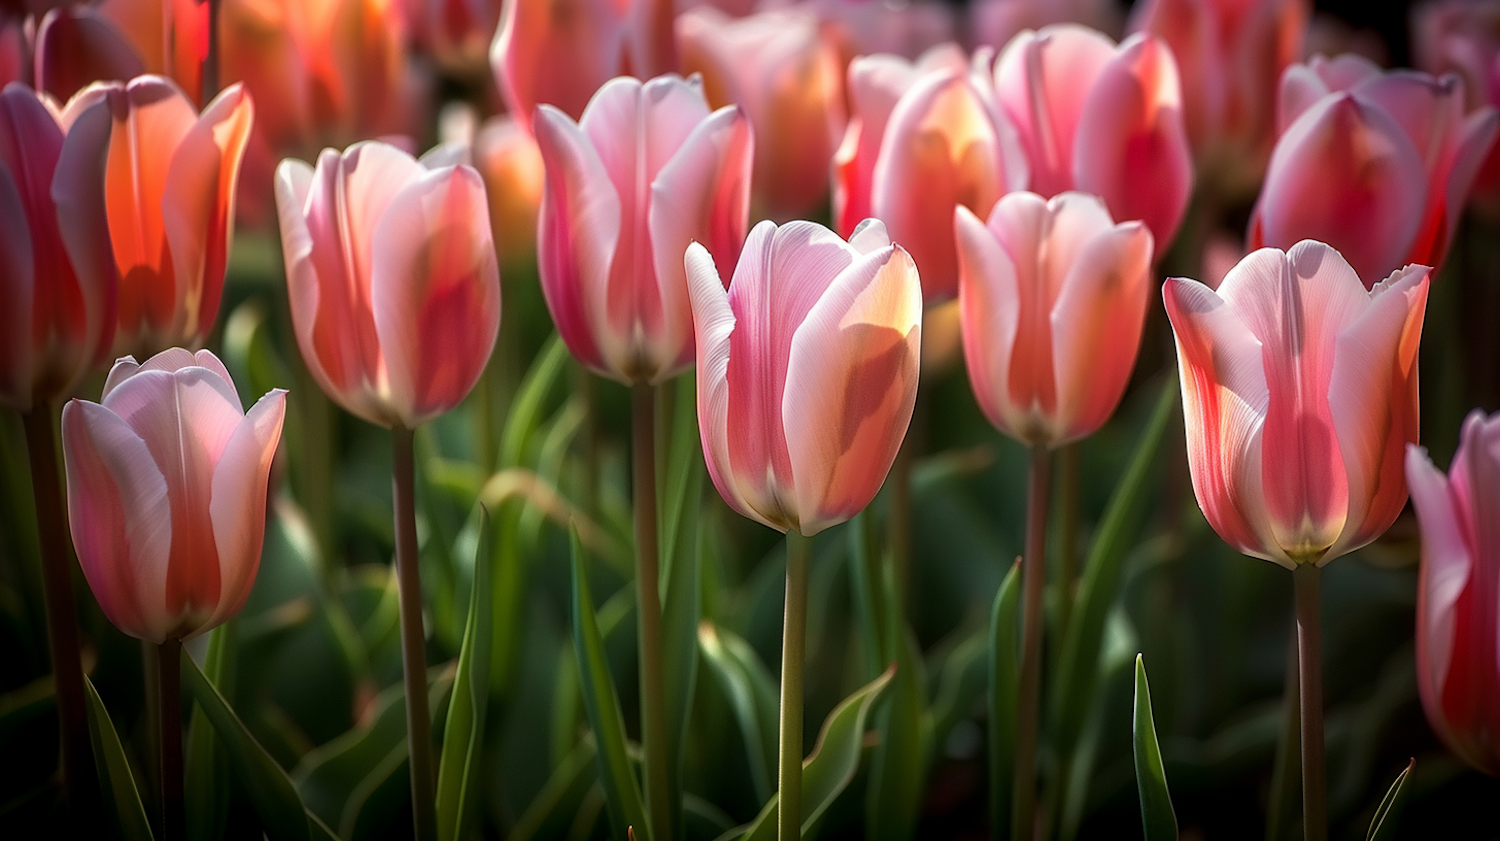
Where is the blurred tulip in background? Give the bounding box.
[1413,0,1500,210]
[968,0,1121,52]
[34,0,207,103]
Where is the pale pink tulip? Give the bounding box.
[955,191,1153,447]
[1407,410,1500,776]
[1250,54,1499,285]
[1164,241,1429,567]
[0,82,116,412]
[34,0,207,103]
[63,76,253,360]
[994,24,1192,252]
[275,140,500,429]
[677,5,846,217]
[685,218,921,535]
[1413,0,1500,207]
[534,74,752,384]
[62,348,286,643]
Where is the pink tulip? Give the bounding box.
[1164,240,1429,567]
[1407,410,1500,776]
[275,140,500,429]
[969,0,1121,52]
[677,5,846,217]
[1414,0,1500,208]
[838,45,1029,300]
[34,0,207,103]
[802,0,957,64]
[685,218,921,535]
[534,74,752,385]
[0,83,117,412]
[1130,0,1308,195]
[994,24,1192,252]
[61,348,286,643]
[63,76,252,360]
[955,191,1153,447]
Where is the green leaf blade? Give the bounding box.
[83,675,155,841]
[436,508,495,841]
[1133,655,1177,841]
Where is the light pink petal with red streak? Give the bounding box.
[1407,440,1471,746]
[955,203,1022,435]
[52,91,117,371]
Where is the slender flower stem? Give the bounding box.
[157,638,184,841]
[1293,563,1326,841]
[201,0,221,106]
[1266,632,1302,841]
[1011,445,1052,841]
[1056,444,1079,634]
[392,427,436,841]
[779,531,812,841]
[633,384,672,841]
[22,407,89,803]
[888,439,912,608]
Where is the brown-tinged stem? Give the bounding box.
[157,638,184,841]
[1266,631,1302,841]
[1293,563,1326,841]
[1011,444,1052,841]
[22,406,89,804]
[392,426,436,841]
[580,366,600,520]
[778,531,812,841]
[201,0,221,106]
[633,384,672,841]
[1056,443,1079,634]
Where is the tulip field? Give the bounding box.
[5,0,1500,840]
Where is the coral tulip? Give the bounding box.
[677,5,846,217]
[1164,240,1429,567]
[1413,0,1500,208]
[1407,410,1500,776]
[1250,54,1499,285]
[61,348,286,643]
[994,24,1192,252]
[0,83,117,412]
[34,0,208,103]
[685,218,921,536]
[955,191,1153,448]
[64,75,252,360]
[275,140,501,429]
[534,74,752,385]
[471,114,545,268]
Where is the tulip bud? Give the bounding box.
[1164,240,1429,567]
[685,218,921,536]
[61,348,286,643]
[955,191,1153,448]
[275,140,501,429]
[534,74,752,385]
[1407,410,1500,776]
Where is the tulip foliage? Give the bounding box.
[4,3,1500,841]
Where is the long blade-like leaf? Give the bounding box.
[83,675,154,841]
[1133,655,1177,841]
[865,561,930,841]
[988,560,1022,836]
[436,508,495,841]
[698,623,779,803]
[186,621,236,841]
[1367,759,1413,841]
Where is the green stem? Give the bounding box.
[157,638,184,841]
[633,384,672,841]
[22,407,89,804]
[887,437,912,609]
[1293,564,1325,841]
[580,365,600,520]
[779,531,812,841]
[1056,444,1079,634]
[1011,445,1052,841]
[392,427,436,841]
[1266,631,1301,841]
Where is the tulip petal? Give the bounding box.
[834,53,930,237]
[1432,107,1500,266]
[34,7,146,102]
[955,203,1022,435]
[490,0,628,132]
[1407,441,1471,745]
[51,91,118,371]
[0,146,33,410]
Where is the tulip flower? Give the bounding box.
[1130,0,1308,196]
[678,5,846,217]
[806,0,957,64]
[402,0,502,78]
[994,24,1192,252]
[275,140,501,430]
[65,76,252,361]
[1250,54,1499,285]
[0,15,21,88]
[1408,410,1500,777]
[34,0,208,103]
[533,74,753,385]
[969,0,1121,52]
[955,191,1154,448]
[1413,0,1500,208]
[472,114,545,268]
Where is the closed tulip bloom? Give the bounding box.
[678,6,846,218]
[685,218,921,536]
[995,24,1192,251]
[1414,0,1500,207]
[1407,410,1500,776]
[0,83,117,412]
[275,140,500,429]
[1251,55,1499,286]
[534,74,752,385]
[61,348,286,643]
[1164,241,1429,567]
[955,191,1153,448]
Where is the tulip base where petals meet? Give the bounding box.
[779,531,812,841]
[1012,445,1052,841]
[392,427,437,841]
[1293,563,1326,841]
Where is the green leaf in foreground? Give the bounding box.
[699,622,780,804]
[186,622,236,841]
[988,560,1022,838]
[1367,759,1413,841]
[1133,655,1177,841]
[83,675,154,841]
[436,507,495,841]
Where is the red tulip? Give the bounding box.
[61,348,286,643]
[994,24,1192,252]
[534,74,752,384]
[1250,54,1499,285]
[1408,410,1500,776]
[275,140,500,429]
[1164,240,1429,566]
[34,0,208,103]
[955,191,1153,447]
[685,218,921,535]
[0,82,116,412]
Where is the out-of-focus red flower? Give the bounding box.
[34,0,207,103]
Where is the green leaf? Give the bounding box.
[186,622,237,841]
[1133,655,1177,841]
[987,559,1022,836]
[846,512,889,680]
[698,623,779,804]
[1367,759,1413,841]
[865,563,930,841]
[733,666,896,841]
[570,527,651,841]
[83,675,154,841]
[181,652,312,841]
[436,508,495,841]
[511,737,599,841]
